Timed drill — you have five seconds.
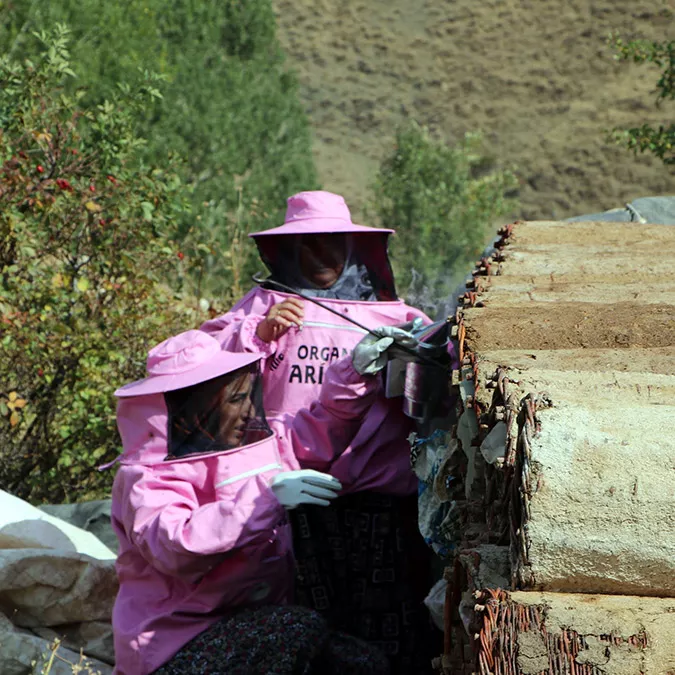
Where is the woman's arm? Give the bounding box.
[200,290,304,356]
[199,289,277,355]
[285,356,379,471]
[113,466,282,582]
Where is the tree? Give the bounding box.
[0,0,319,303]
[610,35,675,165]
[370,122,518,311]
[0,26,193,502]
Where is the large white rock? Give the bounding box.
[0,490,115,560]
[0,492,118,668]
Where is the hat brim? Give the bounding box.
[115,351,262,398]
[250,219,393,238]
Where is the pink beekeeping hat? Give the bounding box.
[114,330,261,398]
[249,191,393,238]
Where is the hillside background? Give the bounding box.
[1,0,673,503]
[272,0,674,223]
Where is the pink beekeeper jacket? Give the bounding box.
[111,358,376,675]
[200,287,432,496]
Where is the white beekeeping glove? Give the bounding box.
[352,326,418,375]
[270,469,342,510]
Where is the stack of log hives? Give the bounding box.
[436,220,675,674]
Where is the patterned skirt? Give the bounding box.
[153,605,389,675]
[290,492,439,675]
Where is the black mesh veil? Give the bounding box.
[255,232,398,301]
[163,362,271,460]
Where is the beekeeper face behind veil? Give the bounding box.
[297,233,347,289]
[265,231,377,302]
[252,191,398,302]
[164,364,271,459]
[115,331,272,460]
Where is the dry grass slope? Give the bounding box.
[272,0,674,223]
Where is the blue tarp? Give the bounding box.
[567,195,675,225]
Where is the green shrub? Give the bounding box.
[370,122,518,304]
[0,0,319,302]
[609,34,675,165]
[0,26,195,503]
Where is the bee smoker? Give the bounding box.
[251,275,453,426]
[384,319,452,425]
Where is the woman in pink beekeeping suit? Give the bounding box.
[110,328,408,675]
[200,191,446,674]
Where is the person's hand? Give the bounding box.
[351,326,418,375]
[256,298,305,343]
[270,469,342,510]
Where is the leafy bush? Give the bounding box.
[0,0,319,302]
[370,122,518,307]
[610,34,675,165]
[0,26,196,503]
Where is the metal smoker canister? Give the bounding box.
[385,320,451,422]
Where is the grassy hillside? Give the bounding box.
[272,0,674,222]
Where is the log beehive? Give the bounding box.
[441,220,675,674]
